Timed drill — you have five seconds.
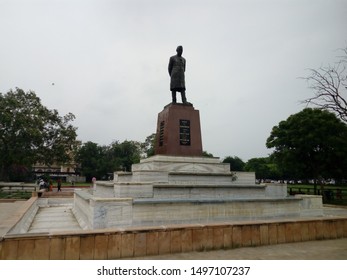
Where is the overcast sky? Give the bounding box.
[1,0,346,161]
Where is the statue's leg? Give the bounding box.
[171,91,177,103]
[181,91,187,103]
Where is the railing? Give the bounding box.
[0,182,37,193]
[288,185,347,204]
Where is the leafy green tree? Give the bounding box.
[244,157,271,179]
[223,156,245,171]
[76,140,141,180]
[266,108,347,193]
[7,165,32,182]
[107,140,141,172]
[0,88,77,181]
[141,133,156,158]
[75,142,105,181]
[202,151,214,158]
[244,157,282,180]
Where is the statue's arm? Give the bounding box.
[168,57,173,76]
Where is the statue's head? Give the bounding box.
[176,46,183,56]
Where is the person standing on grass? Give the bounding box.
[57,178,62,192]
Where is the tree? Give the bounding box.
[303,47,347,122]
[76,140,141,180]
[107,140,141,172]
[266,108,347,193]
[0,88,77,181]
[202,151,214,158]
[141,133,156,158]
[223,156,245,171]
[244,157,282,181]
[75,142,105,181]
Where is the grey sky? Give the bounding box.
[1,0,346,161]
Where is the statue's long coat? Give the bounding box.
[168,55,186,91]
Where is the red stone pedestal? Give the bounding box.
[154,103,203,156]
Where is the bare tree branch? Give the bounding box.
[301,47,347,122]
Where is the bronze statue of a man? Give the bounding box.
[168,46,187,103]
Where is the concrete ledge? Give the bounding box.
[74,190,133,230]
[1,217,346,259]
[168,172,235,176]
[115,171,133,175]
[153,184,265,189]
[133,197,300,204]
[139,155,221,164]
[1,197,38,238]
[95,181,113,186]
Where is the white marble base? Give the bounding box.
[132,155,230,173]
[73,155,323,229]
[74,191,133,229]
[73,190,323,229]
[112,155,259,198]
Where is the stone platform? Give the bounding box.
[73,155,323,229]
[0,195,345,260]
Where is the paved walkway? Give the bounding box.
[0,200,26,237]
[128,238,347,260]
[0,200,26,222]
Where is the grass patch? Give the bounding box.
[0,191,32,199]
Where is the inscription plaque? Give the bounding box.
[159,121,165,146]
[179,119,191,145]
